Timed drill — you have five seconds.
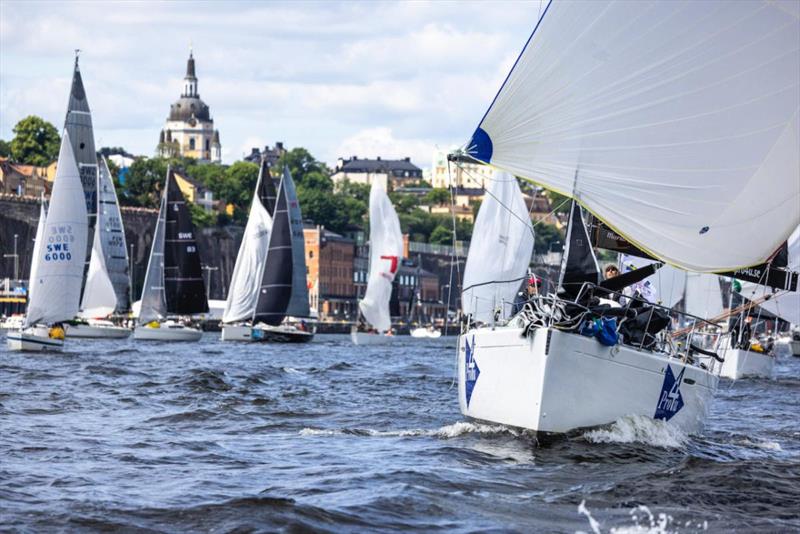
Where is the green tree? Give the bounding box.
[534,222,564,254]
[0,139,10,157]
[300,171,334,192]
[336,180,370,204]
[122,157,168,208]
[275,147,327,186]
[424,187,450,206]
[546,190,572,216]
[10,115,60,166]
[188,202,217,228]
[429,225,453,245]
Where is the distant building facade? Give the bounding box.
[244,143,286,167]
[0,157,51,197]
[430,148,493,189]
[157,51,221,163]
[304,225,357,320]
[331,156,422,190]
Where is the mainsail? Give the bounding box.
[465,0,800,272]
[164,171,208,315]
[222,160,274,323]
[359,180,404,332]
[253,174,293,326]
[24,133,89,327]
[64,55,98,295]
[283,167,311,318]
[462,170,534,322]
[98,157,130,312]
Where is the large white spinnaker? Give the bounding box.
[740,226,800,325]
[462,170,534,322]
[222,161,273,323]
[359,180,404,332]
[465,0,800,272]
[685,273,724,319]
[24,132,89,328]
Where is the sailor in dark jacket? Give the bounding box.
[512,275,541,315]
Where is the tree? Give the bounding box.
[0,139,10,157]
[336,180,370,204]
[429,225,453,245]
[275,147,327,186]
[546,190,571,216]
[300,171,334,192]
[10,116,60,166]
[122,157,168,208]
[534,222,564,254]
[424,188,450,206]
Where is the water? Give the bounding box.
[1,335,798,532]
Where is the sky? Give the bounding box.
[0,0,544,169]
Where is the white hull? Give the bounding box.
[221,323,314,343]
[351,331,395,345]
[790,340,800,357]
[66,322,131,339]
[6,326,64,352]
[718,347,775,379]
[410,327,442,339]
[458,326,717,436]
[134,324,203,341]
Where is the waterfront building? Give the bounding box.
[331,156,423,190]
[430,147,492,189]
[0,157,51,196]
[157,51,221,163]
[304,225,358,320]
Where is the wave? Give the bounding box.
[582,416,688,449]
[578,501,707,534]
[299,421,518,439]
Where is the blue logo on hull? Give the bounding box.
[654,365,685,421]
[465,335,480,407]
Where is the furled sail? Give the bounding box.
[65,55,98,296]
[282,167,311,318]
[462,170,534,322]
[465,0,800,272]
[253,174,293,326]
[24,133,89,327]
[360,180,404,332]
[138,187,167,324]
[26,197,48,311]
[223,160,274,323]
[98,157,130,312]
[164,171,208,315]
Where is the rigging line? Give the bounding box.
[445,157,459,389]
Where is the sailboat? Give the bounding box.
[351,179,404,345]
[221,163,314,343]
[134,169,208,341]
[66,158,131,338]
[7,133,89,351]
[455,0,799,437]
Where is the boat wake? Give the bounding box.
[582,416,689,449]
[578,501,708,534]
[299,421,517,439]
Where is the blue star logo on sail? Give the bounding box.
[654,365,685,421]
[464,335,480,408]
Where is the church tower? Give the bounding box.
[157,50,221,163]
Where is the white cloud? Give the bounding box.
[333,127,436,170]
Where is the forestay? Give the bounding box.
[223,160,273,323]
[462,170,534,322]
[466,0,800,272]
[360,180,404,332]
[25,133,89,327]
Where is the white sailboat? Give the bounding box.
[351,179,404,345]
[134,169,208,341]
[7,133,89,351]
[221,163,314,343]
[455,0,799,437]
[66,158,131,339]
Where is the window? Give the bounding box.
[189,137,196,150]
[205,139,210,151]
[309,251,314,259]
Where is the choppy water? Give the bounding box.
[1,334,798,533]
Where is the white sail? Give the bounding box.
[26,197,48,309]
[740,225,800,324]
[462,170,534,322]
[359,180,404,332]
[684,273,724,319]
[222,166,273,323]
[138,185,167,325]
[24,132,89,327]
[77,214,117,318]
[465,0,800,272]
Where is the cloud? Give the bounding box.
[333,127,436,169]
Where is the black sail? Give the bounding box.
[559,201,601,298]
[253,176,292,325]
[164,172,208,314]
[258,160,278,215]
